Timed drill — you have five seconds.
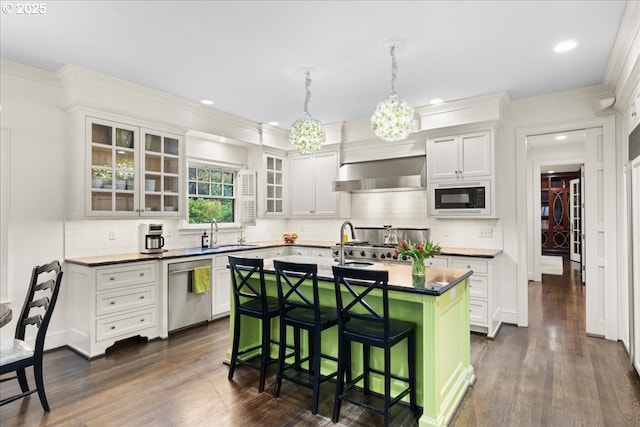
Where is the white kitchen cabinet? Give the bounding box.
[268,246,290,258]
[288,150,350,217]
[213,255,231,317]
[67,113,184,219]
[289,246,310,256]
[66,261,160,358]
[427,130,492,181]
[309,247,332,258]
[212,248,270,317]
[263,154,285,216]
[429,254,501,337]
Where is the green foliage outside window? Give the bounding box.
[188,198,234,224]
[188,165,236,224]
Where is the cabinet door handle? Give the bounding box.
[110,277,115,281]
[140,318,145,322]
[139,272,145,276]
[110,326,116,330]
[110,301,115,305]
[139,295,145,299]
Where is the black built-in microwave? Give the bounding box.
[430,181,491,216]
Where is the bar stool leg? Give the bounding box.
[275,319,287,398]
[258,316,271,393]
[384,346,392,427]
[311,329,322,415]
[228,312,241,381]
[408,332,417,410]
[332,337,346,423]
[363,344,370,394]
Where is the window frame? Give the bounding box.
[183,161,241,229]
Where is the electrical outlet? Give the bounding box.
[108,231,116,240]
[479,227,493,238]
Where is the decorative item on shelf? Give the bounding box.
[91,167,112,189]
[395,239,441,286]
[282,232,298,244]
[116,129,134,148]
[289,70,326,153]
[145,179,156,192]
[370,40,415,143]
[116,159,134,190]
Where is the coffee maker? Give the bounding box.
[140,223,165,254]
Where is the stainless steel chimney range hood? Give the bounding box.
[332,156,426,192]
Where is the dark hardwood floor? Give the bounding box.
[2,259,640,426]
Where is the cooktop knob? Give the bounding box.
[360,251,366,256]
[386,252,392,258]
[371,253,377,258]
[402,255,408,261]
[380,253,386,259]
[392,254,398,260]
[348,250,353,256]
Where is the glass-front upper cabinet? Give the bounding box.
[88,119,139,215]
[140,129,181,214]
[86,117,182,217]
[264,154,284,215]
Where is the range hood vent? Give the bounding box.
[332,156,426,192]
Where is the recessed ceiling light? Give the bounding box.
[555,135,567,140]
[200,99,214,105]
[267,121,279,126]
[553,40,577,53]
[429,98,444,105]
[548,170,555,174]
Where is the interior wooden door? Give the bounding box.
[569,178,581,263]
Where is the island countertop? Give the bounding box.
[259,255,473,296]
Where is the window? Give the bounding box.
[188,165,236,224]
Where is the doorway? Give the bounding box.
[516,117,617,339]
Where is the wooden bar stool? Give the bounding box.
[273,260,339,415]
[331,266,417,427]
[228,256,280,392]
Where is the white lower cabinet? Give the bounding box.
[213,255,231,318]
[212,248,270,318]
[430,255,501,337]
[66,261,160,358]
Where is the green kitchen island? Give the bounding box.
[227,255,475,427]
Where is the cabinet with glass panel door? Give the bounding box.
[264,154,284,216]
[86,117,183,217]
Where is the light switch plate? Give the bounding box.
[479,227,493,238]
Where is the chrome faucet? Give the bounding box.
[209,218,218,247]
[237,225,246,245]
[339,221,357,266]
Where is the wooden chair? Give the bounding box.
[0,260,63,411]
[227,256,280,392]
[273,260,339,415]
[332,266,416,427]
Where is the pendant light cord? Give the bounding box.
[390,44,398,98]
[303,71,312,116]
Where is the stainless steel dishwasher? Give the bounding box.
[168,259,212,332]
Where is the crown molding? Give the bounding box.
[603,1,640,97]
[506,84,612,112]
[0,59,60,87]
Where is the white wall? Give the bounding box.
[0,63,67,348]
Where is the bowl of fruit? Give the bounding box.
[282,232,298,244]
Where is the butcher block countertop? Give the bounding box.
[64,240,501,267]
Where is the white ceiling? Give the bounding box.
[0,1,628,130]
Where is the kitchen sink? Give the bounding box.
[339,261,374,268]
[184,244,259,255]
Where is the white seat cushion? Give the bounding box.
[0,339,34,365]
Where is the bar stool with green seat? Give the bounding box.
[331,266,417,427]
[273,260,339,415]
[228,256,280,393]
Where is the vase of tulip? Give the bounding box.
[395,240,441,286]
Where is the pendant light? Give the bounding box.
[370,41,415,142]
[290,71,326,153]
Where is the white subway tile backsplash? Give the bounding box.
[64,191,502,258]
